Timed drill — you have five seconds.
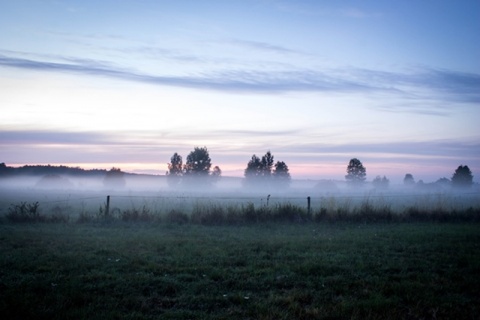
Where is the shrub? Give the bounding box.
[6,202,42,223]
[48,206,70,223]
[272,203,310,222]
[314,207,328,222]
[191,202,225,225]
[242,202,258,223]
[121,206,155,222]
[354,200,393,222]
[225,205,243,225]
[77,211,95,223]
[165,209,189,224]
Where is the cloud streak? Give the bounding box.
[3,129,478,159]
[1,53,479,105]
[221,38,302,55]
[0,130,115,145]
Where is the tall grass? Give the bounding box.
[3,197,479,225]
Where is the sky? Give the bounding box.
[1,0,479,183]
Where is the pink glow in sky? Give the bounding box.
[1,1,479,183]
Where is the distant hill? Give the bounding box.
[0,163,110,177]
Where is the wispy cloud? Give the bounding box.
[124,46,206,63]
[352,67,480,104]
[3,130,478,175]
[371,105,451,117]
[221,38,301,55]
[274,140,480,163]
[0,130,115,145]
[1,52,479,104]
[0,53,380,93]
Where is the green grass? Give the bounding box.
[1,222,479,319]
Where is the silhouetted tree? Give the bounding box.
[0,162,10,176]
[345,158,366,186]
[372,175,389,190]
[435,177,451,189]
[244,155,263,183]
[167,153,183,187]
[261,151,274,177]
[183,147,221,188]
[166,148,221,189]
[273,161,291,189]
[244,151,290,190]
[184,147,212,177]
[103,167,126,189]
[403,173,415,186]
[451,165,473,189]
[211,165,222,183]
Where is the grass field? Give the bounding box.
[1,222,479,319]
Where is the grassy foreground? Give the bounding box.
[0,222,479,319]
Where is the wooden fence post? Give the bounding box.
[106,195,110,217]
[307,196,311,214]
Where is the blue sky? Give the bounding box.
[1,0,479,182]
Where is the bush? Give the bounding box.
[165,209,189,224]
[6,202,42,223]
[5,202,69,223]
[354,200,393,222]
[242,202,258,223]
[191,202,225,225]
[49,205,70,223]
[272,203,310,222]
[121,206,155,222]
[77,211,94,223]
[225,205,243,225]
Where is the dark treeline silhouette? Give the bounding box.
[103,167,126,189]
[400,165,474,191]
[1,156,475,191]
[343,158,476,191]
[0,163,108,177]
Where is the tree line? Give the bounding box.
[167,150,474,190]
[166,148,291,190]
[0,153,474,190]
[0,163,108,177]
[344,158,474,190]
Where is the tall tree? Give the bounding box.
[167,153,183,187]
[184,147,212,177]
[451,165,473,189]
[182,147,221,188]
[244,151,291,190]
[211,165,222,183]
[403,173,415,186]
[345,158,366,186]
[261,151,274,177]
[244,155,263,187]
[273,161,291,189]
[372,175,389,190]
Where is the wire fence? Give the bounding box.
[1,189,479,219]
